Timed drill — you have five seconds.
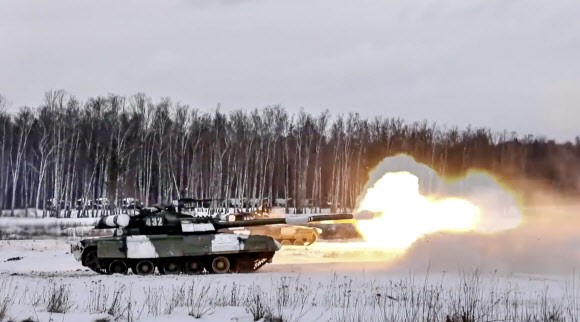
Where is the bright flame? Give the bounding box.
[356,172,480,250]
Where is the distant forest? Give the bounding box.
[0,90,579,217]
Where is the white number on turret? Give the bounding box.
[145,217,164,226]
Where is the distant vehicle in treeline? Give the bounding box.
[122,198,142,210]
[40,197,145,218]
[46,199,72,211]
[76,199,93,210]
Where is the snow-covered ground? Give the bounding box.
[1,239,579,322]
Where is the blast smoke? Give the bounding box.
[354,154,580,274]
[356,155,521,246]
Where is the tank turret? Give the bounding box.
[72,205,353,275]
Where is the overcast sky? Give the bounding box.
[1,0,579,141]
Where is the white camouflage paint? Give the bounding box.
[181,222,215,232]
[285,216,310,225]
[211,234,244,252]
[126,235,158,258]
[100,214,130,227]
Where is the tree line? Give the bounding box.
[0,91,579,217]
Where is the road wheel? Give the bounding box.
[280,240,292,246]
[160,260,181,275]
[84,249,102,273]
[184,260,203,274]
[211,256,230,274]
[293,239,305,246]
[108,260,128,275]
[135,260,155,275]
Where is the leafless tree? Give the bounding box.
[0,91,579,217]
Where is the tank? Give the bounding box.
[227,225,322,246]
[71,205,352,275]
[176,198,323,246]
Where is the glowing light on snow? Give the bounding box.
[356,172,481,250]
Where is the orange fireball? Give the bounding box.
[355,171,481,249]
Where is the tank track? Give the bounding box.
[83,251,274,275]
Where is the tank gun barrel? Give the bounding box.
[214,213,353,229]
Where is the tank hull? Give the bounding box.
[74,233,281,275]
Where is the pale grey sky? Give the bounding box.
[1,0,579,141]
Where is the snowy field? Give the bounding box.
[1,239,579,322]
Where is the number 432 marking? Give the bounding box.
[145,217,163,226]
